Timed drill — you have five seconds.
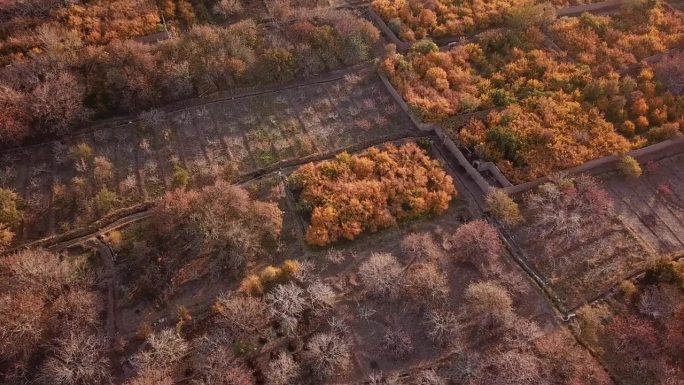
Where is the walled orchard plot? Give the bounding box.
[0,70,415,245]
[573,260,684,385]
[507,156,684,310]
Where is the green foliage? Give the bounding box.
[95,187,118,214]
[0,188,22,227]
[171,163,190,189]
[489,88,517,107]
[411,39,438,54]
[486,126,523,164]
[486,189,522,226]
[618,155,642,178]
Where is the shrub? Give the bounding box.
[171,163,190,189]
[618,155,642,178]
[486,189,521,226]
[358,252,404,299]
[95,187,118,214]
[0,187,23,227]
[291,142,456,246]
[93,156,114,187]
[617,280,638,299]
[304,332,351,379]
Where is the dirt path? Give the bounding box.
[96,238,120,346]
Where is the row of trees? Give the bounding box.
[290,142,457,246]
[371,0,543,42]
[549,2,684,75]
[0,9,380,146]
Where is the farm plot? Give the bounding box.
[507,174,654,310]
[91,168,610,385]
[572,259,684,385]
[601,153,684,256]
[0,70,415,246]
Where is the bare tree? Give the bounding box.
[414,369,447,385]
[358,252,404,299]
[266,282,307,335]
[382,327,414,359]
[214,0,244,17]
[448,220,503,267]
[214,293,271,341]
[125,369,173,385]
[306,280,336,314]
[38,332,111,385]
[304,332,351,379]
[405,262,449,303]
[400,232,442,262]
[264,351,300,385]
[481,351,541,385]
[191,332,255,385]
[131,329,189,371]
[464,281,514,334]
[424,309,461,346]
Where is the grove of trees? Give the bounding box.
[380,2,684,182]
[290,141,457,246]
[0,4,380,146]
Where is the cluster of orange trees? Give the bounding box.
[380,2,684,182]
[372,0,529,41]
[290,142,456,246]
[549,5,684,75]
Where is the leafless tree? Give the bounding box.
[525,174,612,245]
[481,351,542,385]
[405,262,449,303]
[125,369,173,385]
[264,351,300,385]
[638,284,676,319]
[424,310,461,346]
[414,369,447,385]
[304,332,351,379]
[306,280,336,314]
[358,252,404,299]
[37,332,111,385]
[214,0,244,17]
[448,220,503,267]
[400,232,442,262]
[191,332,255,385]
[131,329,189,371]
[382,327,414,359]
[214,293,271,341]
[266,282,307,335]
